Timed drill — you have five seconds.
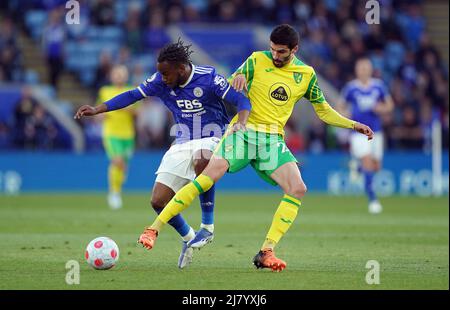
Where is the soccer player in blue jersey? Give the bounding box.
[75,40,251,268]
[338,57,394,214]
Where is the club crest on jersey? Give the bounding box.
[269,83,291,106]
[193,87,203,98]
[293,72,303,84]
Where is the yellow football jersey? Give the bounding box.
[229,51,334,135]
[98,85,136,139]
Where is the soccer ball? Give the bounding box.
[85,237,119,270]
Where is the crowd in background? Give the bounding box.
[0,0,448,152]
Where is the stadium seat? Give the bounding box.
[24,10,47,40]
[24,70,40,85]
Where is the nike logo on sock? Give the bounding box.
[280,218,292,224]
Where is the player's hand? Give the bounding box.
[74,105,97,119]
[231,74,248,92]
[353,122,374,140]
[231,121,247,133]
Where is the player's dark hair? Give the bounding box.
[356,56,371,63]
[270,24,299,49]
[157,38,193,65]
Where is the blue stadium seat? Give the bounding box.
[40,85,56,99]
[385,41,405,74]
[99,26,124,42]
[86,27,101,40]
[133,54,156,72]
[24,70,40,85]
[183,28,256,70]
[80,70,96,86]
[25,10,48,40]
[65,41,79,56]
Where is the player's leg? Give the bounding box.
[151,179,196,268]
[151,180,195,241]
[366,132,384,214]
[139,155,228,250]
[265,161,306,247]
[250,134,302,271]
[107,156,126,209]
[153,130,252,230]
[350,132,381,213]
[190,149,215,248]
[104,137,130,209]
[139,130,251,250]
[151,155,228,232]
[253,162,305,272]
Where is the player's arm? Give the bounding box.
[74,74,159,119]
[213,72,251,131]
[74,88,144,119]
[224,86,251,131]
[306,72,374,140]
[228,53,255,92]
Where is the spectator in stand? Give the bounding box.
[12,86,38,148]
[42,9,65,89]
[25,105,58,150]
[91,0,115,26]
[144,9,171,53]
[94,50,113,90]
[125,5,143,54]
[391,106,423,149]
[0,120,9,148]
[285,121,305,154]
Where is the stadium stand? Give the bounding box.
[0,0,448,152]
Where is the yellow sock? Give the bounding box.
[151,174,214,230]
[262,194,301,250]
[109,164,124,193]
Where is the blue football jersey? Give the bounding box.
[137,64,232,143]
[341,78,389,132]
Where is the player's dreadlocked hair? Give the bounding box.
[157,38,193,65]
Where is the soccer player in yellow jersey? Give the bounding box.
[138,24,374,271]
[98,65,136,209]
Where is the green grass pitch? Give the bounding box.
[0,193,448,290]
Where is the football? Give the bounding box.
[85,237,119,270]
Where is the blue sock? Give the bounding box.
[154,208,190,237]
[357,163,363,174]
[363,170,377,202]
[199,184,215,225]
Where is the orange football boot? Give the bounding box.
[253,248,287,272]
[138,227,158,250]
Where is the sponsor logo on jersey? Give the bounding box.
[265,68,275,72]
[176,99,204,113]
[269,83,291,106]
[214,75,228,90]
